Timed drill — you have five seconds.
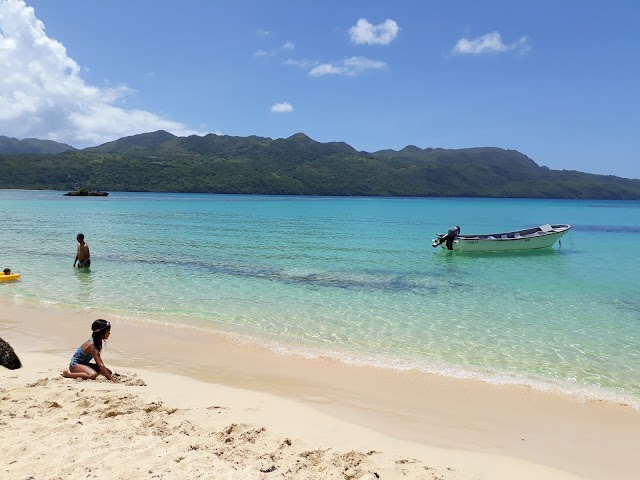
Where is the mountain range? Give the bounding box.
[0,135,75,154]
[0,131,639,199]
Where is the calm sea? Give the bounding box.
[2,190,639,406]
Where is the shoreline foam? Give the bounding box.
[4,294,640,411]
[2,298,640,479]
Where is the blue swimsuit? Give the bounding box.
[69,339,94,367]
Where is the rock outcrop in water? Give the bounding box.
[64,187,108,196]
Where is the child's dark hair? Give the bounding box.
[91,319,111,351]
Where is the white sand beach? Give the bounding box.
[2,299,639,480]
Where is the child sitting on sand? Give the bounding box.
[62,319,114,381]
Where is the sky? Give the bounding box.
[0,0,638,179]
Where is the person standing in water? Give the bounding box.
[74,233,91,269]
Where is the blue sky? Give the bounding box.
[1,0,638,179]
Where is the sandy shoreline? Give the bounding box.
[2,299,639,479]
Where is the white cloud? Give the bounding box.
[254,41,295,57]
[344,57,386,69]
[452,32,531,55]
[271,102,293,113]
[350,18,399,45]
[0,0,203,147]
[309,64,345,77]
[309,56,386,77]
[284,58,319,70]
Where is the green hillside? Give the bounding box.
[0,135,75,154]
[1,131,638,199]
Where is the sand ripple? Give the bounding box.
[1,370,456,480]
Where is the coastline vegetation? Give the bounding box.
[1,131,639,199]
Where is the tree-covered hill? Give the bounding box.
[83,130,177,153]
[0,135,75,154]
[1,131,638,199]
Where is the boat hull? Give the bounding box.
[435,224,571,252]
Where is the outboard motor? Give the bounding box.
[433,225,460,250]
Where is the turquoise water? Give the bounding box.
[2,190,639,405]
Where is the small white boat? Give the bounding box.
[432,224,571,252]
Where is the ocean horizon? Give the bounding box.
[2,189,639,408]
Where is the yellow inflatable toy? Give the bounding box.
[0,273,20,281]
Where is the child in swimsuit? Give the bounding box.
[62,319,114,381]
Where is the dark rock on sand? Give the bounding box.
[0,336,22,369]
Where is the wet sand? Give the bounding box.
[2,299,639,479]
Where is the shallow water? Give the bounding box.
[2,190,639,405]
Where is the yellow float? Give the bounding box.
[0,273,20,281]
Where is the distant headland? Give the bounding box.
[1,130,639,199]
